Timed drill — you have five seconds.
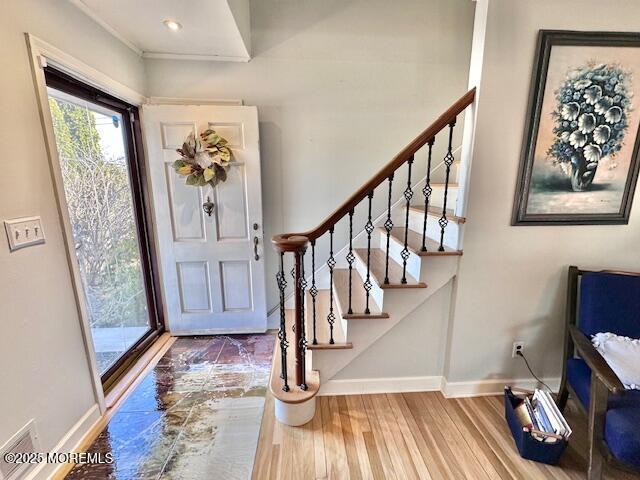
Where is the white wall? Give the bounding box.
[445,0,640,385]
[145,0,475,309]
[0,0,145,454]
[334,282,452,380]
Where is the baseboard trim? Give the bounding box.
[317,375,561,398]
[28,404,101,480]
[319,376,442,396]
[441,377,561,398]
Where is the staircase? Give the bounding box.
[269,89,476,425]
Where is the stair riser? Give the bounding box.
[426,185,458,210]
[407,209,460,251]
[331,286,350,341]
[391,209,459,252]
[429,162,461,185]
[351,251,385,310]
[304,292,350,348]
[376,230,422,282]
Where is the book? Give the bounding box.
[533,389,572,439]
[534,399,554,433]
[542,390,572,438]
[524,397,539,430]
[535,391,561,434]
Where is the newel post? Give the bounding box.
[272,234,309,391]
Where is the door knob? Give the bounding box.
[253,236,260,261]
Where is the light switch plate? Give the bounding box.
[4,216,46,251]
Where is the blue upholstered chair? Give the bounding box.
[558,266,640,479]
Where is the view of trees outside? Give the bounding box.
[48,92,150,374]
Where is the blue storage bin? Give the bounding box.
[504,387,568,465]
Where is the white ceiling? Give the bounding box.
[70,0,251,62]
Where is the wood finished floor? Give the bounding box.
[253,392,639,479]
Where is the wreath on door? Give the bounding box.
[172,129,233,188]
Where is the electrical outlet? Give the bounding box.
[4,216,46,251]
[512,341,525,358]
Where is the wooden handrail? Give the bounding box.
[272,88,476,251]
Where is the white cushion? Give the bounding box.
[592,332,640,390]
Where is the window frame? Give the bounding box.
[44,66,165,390]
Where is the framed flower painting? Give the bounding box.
[512,30,640,225]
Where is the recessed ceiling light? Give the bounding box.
[163,19,182,31]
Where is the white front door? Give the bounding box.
[142,104,266,334]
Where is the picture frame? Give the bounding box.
[512,30,640,225]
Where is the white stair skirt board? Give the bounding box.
[441,377,561,398]
[319,376,442,396]
[274,397,316,427]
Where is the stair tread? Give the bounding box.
[269,309,320,404]
[333,269,388,319]
[387,227,463,256]
[354,248,426,288]
[409,204,466,224]
[305,290,352,349]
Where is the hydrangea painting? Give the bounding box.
[548,63,630,191]
[513,31,640,225]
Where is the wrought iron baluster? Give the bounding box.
[421,139,435,252]
[401,156,415,284]
[297,248,308,390]
[309,240,318,345]
[363,192,374,314]
[327,227,336,344]
[439,120,456,252]
[276,251,290,391]
[346,210,355,314]
[384,174,394,284]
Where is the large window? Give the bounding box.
[45,68,163,386]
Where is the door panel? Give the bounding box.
[161,122,196,149]
[209,122,244,148]
[165,162,207,241]
[177,261,212,313]
[220,260,253,311]
[143,105,266,334]
[214,163,249,241]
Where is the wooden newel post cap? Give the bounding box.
[272,234,309,252]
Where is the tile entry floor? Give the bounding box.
[66,334,274,480]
